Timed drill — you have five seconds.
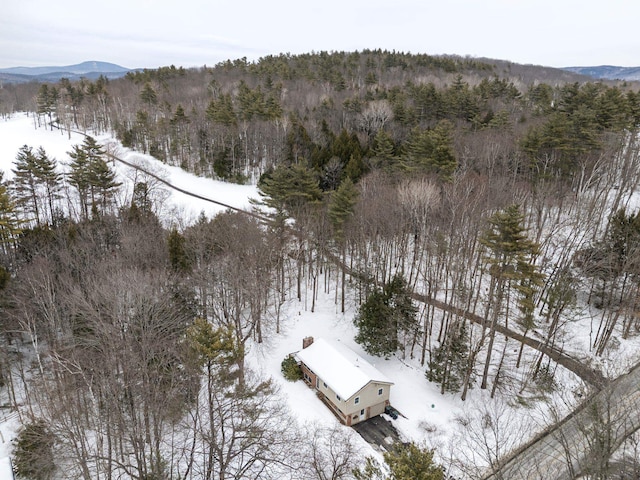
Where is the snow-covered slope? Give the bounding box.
[0,112,259,226]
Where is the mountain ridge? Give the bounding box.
[562,65,640,81]
[0,61,131,75]
[0,61,133,84]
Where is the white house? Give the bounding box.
[295,337,393,426]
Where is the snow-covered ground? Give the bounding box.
[0,112,259,227]
[1,112,640,479]
[0,112,468,478]
[248,288,467,446]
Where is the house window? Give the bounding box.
[360,409,365,416]
[336,394,341,401]
[355,397,360,405]
[378,388,383,396]
[323,382,327,389]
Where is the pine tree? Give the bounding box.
[168,227,190,274]
[256,164,322,220]
[87,155,120,216]
[12,419,56,480]
[34,147,62,222]
[206,94,237,126]
[0,172,21,253]
[12,145,41,226]
[67,144,91,220]
[68,136,120,220]
[59,77,85,128]
[383,443,444,480]
[403,121,457,181]
[328,178,359,242]
[185,318,237,372]
[427,320,469,393]
[36,84,58,129]
[140,81,158,107]
[479,204,543,391]
[370,129,396,171]
[13,146,62,226]
[355,287,395,356]
[328,175,360,310]
[354,275,418,357]
[353,443,444,480]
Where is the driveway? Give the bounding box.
[352,415,402,452]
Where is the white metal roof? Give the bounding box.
[295,338,392,400]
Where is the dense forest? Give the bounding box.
[2,50,640,479]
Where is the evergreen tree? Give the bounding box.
[403,121,457,181]
[13,146,61,226]
[68,136,120,219]
[0,172,21,252]
[206,94,237,126]
[355,287,395,357]
[354,275,418,358]
[67,144,91,219]
[140,81,158,107]
[327,178,359,242]
[479,204,543,391]
[168,227,190,274]
[353,443,444,480]
[280,355,302,381]
[370,129,396,171]
[427,320,469,393]
[384,443,444,480]
[129,181,153,218]
[607,208,640,274]
[59,77,85,127]
[36,84,58,129]
[33,147,62,225]
[256,164,322,220]
[12,419,56,480]
[12,145,41,226]
[185,318,237,373]
[409,82,444,123]
[87,154,120,215]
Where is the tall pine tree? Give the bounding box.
[478,204,543,392]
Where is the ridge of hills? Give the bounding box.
[2,57,640,85]
[562,65,640,81]
[0,61,133,84]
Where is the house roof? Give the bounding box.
[295,338,392,400]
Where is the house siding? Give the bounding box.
[344,382,391,425]
[301,361,391,425]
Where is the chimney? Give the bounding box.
[302,336,314,349]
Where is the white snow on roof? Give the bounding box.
[295,338,392,400]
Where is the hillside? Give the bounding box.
[1,51,640,479]
[563,65,640,81]
[0,61,132,84]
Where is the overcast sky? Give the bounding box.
[2,0,639,70]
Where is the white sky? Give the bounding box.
[2,0,639,70]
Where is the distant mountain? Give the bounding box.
[562,65,640,81]
[0,61,133,84]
